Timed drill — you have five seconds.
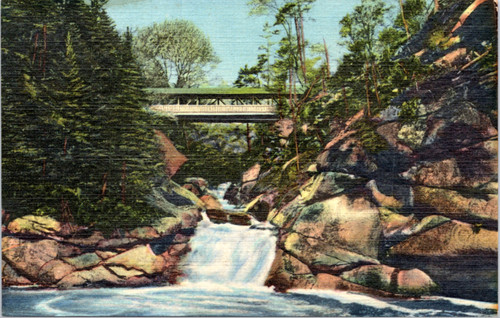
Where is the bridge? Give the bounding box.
[147,88,282,123]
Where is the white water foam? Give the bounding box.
[181,218,277,287]
[290,289,442,316]
[209,182,244,211]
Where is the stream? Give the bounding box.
[2,183,497,316]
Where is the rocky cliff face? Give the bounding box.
[257,0,498,302]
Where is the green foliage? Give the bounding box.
[133,19,220,88]
[399,98,421,124]
[2,0,164,230]
[351,119,388,154]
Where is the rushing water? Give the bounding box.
[2,184,497,316]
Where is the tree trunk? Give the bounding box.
[121,161,127,204]
[434,0,439,13]
[399,0,411,39]
[342,86,349,116]
[364,61,371,118]
[371,61,381,107]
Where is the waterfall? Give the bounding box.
[181,216,277,287]
[209,182,243,211]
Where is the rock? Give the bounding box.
[340,265,437,296]
[108,266,144,279]
[244,191,278,222]
[313,273,395,297]
[38,260,75,284]
[166,243,190,257]
[153,217,182,236]
[170,181,205,208]
[182,184,201,196]
[184,177,208,189]
[376,122,413,154]
[434,47,467,67]
[63,253,101,270]
[7,215,61,235]
[127,226,160,240]
[366,180,403,209]
[200,195,223,211]
[389,220,497,257]
[269,195,305,228]
[206,209,252,225]
[2,237,77,280]
[265,249,315,292]
[57,266,123,289]
[96,237,139,250]
[154,130,188,178]
[397,268,437,296]
[317,137,378,176]
[2,261,32,285]
[179,208,201,228]
[275,119,294,138]
[379,208,415,238]
[299,172,362,204]
[242,163,261,183]
[291,195,382,259]
[104,245,166,275]
[283,232,379,274]
[66,231,105,246]
[413,186,498,223]
[413,157,496,189]
[407,215,450,236]
[95,250,117,260]
[123,276,153,287]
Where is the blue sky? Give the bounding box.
[105,0,361,86]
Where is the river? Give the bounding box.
[2,183,497,316]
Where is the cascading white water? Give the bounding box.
[181,215,277,287]
[209,182,243,211]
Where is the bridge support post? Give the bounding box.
[246,123,251,152]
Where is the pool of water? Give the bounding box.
[2,285,497,316]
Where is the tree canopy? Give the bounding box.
[134,19,220,88]
[2,0,164,231]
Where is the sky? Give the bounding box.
[104,0,362,86]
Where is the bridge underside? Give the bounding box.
[150,104,279,123]
[172,114,278,123]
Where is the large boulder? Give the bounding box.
[413,186,498,223]
[389,220,497,257]
[104,245,166,275]
[63,253,102,270]
[282,232,379,274]
[7,215,61,235]
[2,261,32,286]
[2,237,79,281]
[242,163,261,183]
[57,266,123,289]
[340,265,437,296]
[413,157,497,189]
[291,195,382,259]
[154,130,187,178]
[38,260,75,284]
